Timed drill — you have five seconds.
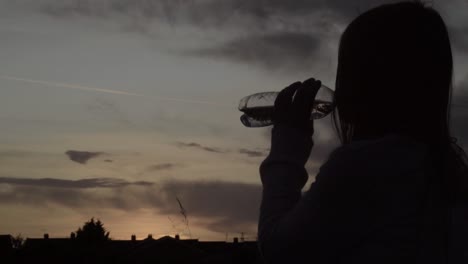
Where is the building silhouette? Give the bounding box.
[1,233,261,264]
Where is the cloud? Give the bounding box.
[175,142,224,153]
[0,177,153,189]
[146,163,178,171]
[65,150,105,164]
[36,0,468,74]
[187,32,321,71]
[238,148,267,158]
[0,177,261,234]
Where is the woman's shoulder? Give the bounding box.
[320,134,429,180]
[331,134,428,161]
[312,134,430,202]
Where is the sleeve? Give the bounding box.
[258,125,375,264]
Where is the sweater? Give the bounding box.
[258,125,465,263]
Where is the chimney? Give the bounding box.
[131,235,136,241]
[70,232,76,239]
[147,234,153,240]
[175,234,180,240]
[44,233,49,239]
[233,237,239,244]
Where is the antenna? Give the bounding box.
[176,196,192,239]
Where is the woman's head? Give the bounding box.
[333,1,468,204]
[334,1,453,144]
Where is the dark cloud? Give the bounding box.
[452,109,468,148]
[41,0,172,19]
[226,0,397,19]
[0,177,152,189]
[39,0,398,27]
[175,142,224,153]
[238,148,267,158]
[273,118,338,180]
[40,0,468,73]
[0,150,35,158]
[65,150,104,164]
[86,97,134,127]
[157,180,261,234]
[450,26,468,53]
[0,177,261,234]
[188,32,321,71]
[260,117,340,177]
[146,163,178,171]
[0,185,94,208]
[451,78,468,148]
[38,1,340,73]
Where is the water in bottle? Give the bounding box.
[238,85,334,127]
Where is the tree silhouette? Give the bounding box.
[11,234,25,249]
[75,218,110,243]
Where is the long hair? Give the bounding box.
[332,1,468,204]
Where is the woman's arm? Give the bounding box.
[257,125,370,263]
[257,78,329,263]
[258,124,315,262]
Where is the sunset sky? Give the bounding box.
[1,0,468,241]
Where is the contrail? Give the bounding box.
[0,74,231,107]
[0,75,144,96]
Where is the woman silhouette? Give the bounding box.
[258,2,468,264]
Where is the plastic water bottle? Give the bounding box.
[238,85,334,127]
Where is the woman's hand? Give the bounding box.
[273,78,322,135]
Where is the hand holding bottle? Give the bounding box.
[273,78,323,134]
[239,78,333,129]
